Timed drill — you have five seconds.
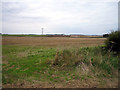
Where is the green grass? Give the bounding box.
[2,45,119,86]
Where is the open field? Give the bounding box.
[2,36,119,88]
[2,36,106,47]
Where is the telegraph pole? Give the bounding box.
[118,1,120,30]
[42,28,43,39]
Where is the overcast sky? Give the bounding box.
[1,0,119,35]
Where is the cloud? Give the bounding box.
[2,0,118,35]
[1,0,120,2]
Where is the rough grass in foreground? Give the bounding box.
[52,46,119,75]
[2,45,119,88]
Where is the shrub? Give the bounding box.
[105,30,120,53]
[103,34,109,38]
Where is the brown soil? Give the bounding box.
[2,37,106,47]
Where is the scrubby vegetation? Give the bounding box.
[2,45,119,88]
[105,30,120,53]
[52,46,118,75]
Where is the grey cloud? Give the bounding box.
[2,1,118,35]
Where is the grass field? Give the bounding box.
[2,36,119,88]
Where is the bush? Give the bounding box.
[103,34,109,38]
[105,30,120,53]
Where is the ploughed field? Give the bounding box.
[2,36,119,88]
[2,36,105,47]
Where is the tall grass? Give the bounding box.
[52,46,119,76]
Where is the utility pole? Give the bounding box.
[42,28,43,39]
[118,1,120,30]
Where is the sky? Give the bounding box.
[1,0,119,35]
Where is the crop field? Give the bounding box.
[2,36,119,88]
